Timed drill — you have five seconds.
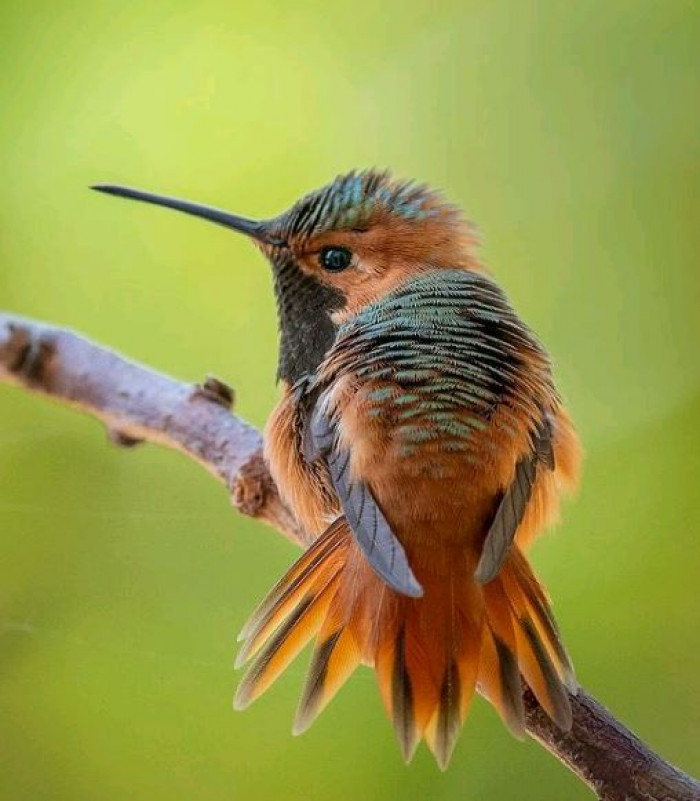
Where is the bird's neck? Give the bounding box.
[273,254,345,383]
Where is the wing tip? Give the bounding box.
[404,575,424,598]
[387,570,424,598]
[475,546,512,583]
[474,559,498,584]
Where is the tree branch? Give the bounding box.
[0,313,303,545]
[1,312,697,801]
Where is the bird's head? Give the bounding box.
[93,170,480,382]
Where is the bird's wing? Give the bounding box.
[303,396,423,598]
[475,416,555,584]
[305,270,557,594]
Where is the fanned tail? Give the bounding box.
[233,519,351,709]
[479,549,576,738]
[235,520,575,769]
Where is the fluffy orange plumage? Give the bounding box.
[92,170,581,769]
[241,171,581,768]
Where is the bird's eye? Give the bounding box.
[319,246,352,272]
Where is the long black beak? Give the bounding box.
[91,184,282,245]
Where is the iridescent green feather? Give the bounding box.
[322,269,553,456]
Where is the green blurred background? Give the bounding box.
[1,1,698,799]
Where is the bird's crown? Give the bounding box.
[276,169,464,241]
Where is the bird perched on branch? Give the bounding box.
[93,170,581,768]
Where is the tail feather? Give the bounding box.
[512,615,572,730]
[424,658,464,770]
[478,627,526,737]
[501,550,576,690]
[481,582,526,736]
[234,578,337,709]
[293,615,361,735]
[499,554,574,729]
[235,519,574,768]
[237,520,347,650]
[424,598,482,769]
[376,625,421,762]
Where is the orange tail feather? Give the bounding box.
[235,519,575,768]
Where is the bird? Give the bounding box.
[92,170,582,769]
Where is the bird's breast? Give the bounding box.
[332,383,534,556]
[265,269,579,564]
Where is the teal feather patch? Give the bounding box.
[322,269,554,458]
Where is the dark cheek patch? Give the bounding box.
[272,253,346,382]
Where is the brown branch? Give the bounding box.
[524,689,699,800]
[1,312,698,801]
[0,313,304,545]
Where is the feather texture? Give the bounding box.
[304,400,422,597]
[476,417,555,583]
[248,266,580,768]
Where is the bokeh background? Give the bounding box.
[1,2,698,799]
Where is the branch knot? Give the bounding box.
[232,453,270,517]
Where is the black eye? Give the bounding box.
[319,246,352,272]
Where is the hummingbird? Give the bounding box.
[92,170,581,769]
